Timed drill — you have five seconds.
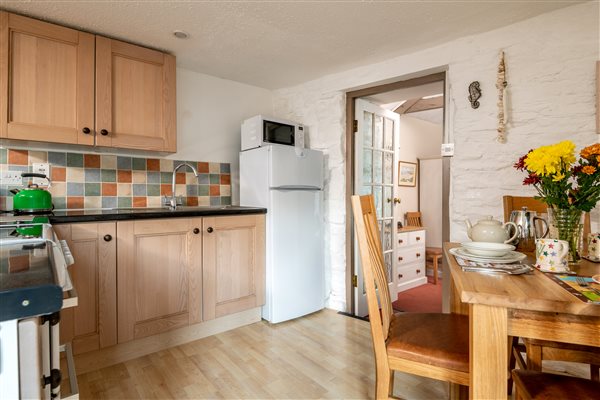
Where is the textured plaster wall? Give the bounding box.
[273,2,600,311]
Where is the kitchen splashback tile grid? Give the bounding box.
[0,148,232,211]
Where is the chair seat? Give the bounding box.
[425,247,443,256]
[512,370,600,400]
[387,313,469,373]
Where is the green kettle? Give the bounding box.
[11,173,53,214]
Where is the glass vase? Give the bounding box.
[547,207,584,264]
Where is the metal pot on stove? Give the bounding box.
[509,206,549,252]
[10,173,53,214]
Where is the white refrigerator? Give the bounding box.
[240,145,324,323]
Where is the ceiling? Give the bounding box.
[365,81,444,108]
[2,1,582,89]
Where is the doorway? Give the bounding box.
[346,72,448,316]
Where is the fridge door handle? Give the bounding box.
[270,186,322,191]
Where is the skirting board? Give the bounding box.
[74,307,262,374]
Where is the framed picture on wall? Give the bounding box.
[398,161,417,187]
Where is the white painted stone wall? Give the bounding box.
[273,2,600,311]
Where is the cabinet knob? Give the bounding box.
[82,127,91,134]
[103,234,112,242]
[398,274,403,279]
[416,236,421,241]
[193,228,200,234]
[416,269,421,274]
[100,129,109,136]
[398,256,403,261]
[207,227,214,233]
[416,253,421,257]
[398,239,403,244]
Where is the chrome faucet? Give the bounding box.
[169,162,199,209]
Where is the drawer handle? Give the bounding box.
[416,236,421,241]
[193,228,200,234]
[398,274,403,279]
[207,227,214,233]
[103,234,112,242]
[82,127,91,134]
[398,256,403,261]
[416,269,421,274]
[100,129,109,136]
[399,239,404,244]
[416,253,421,257]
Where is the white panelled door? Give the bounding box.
[353,99,400,317]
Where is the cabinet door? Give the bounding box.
[55,223,117,355]
[203,215,265,320]
[95,37,176,152]
[0,12,94,144]
[117,218,202,343]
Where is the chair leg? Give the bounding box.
[433,256,439,285]
[525,341,543,371]
[507,336,518,395]
[375,367,392,400]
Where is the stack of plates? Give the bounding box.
[451,242,526,264]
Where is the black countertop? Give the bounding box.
[45,206,267,224]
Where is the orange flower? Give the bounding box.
[582,165,597,175]
[580,143,600,159]
[596,155,600,163]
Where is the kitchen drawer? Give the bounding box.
[395,264,426,285]
[408,230,426,246]
[397,232,409,248]
[396,246,426,266]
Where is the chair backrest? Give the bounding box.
[405,211,423,227]
[351,195,393,350]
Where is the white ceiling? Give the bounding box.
[2,1,581,89]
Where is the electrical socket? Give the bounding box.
[1,171,23,185]
[32,163,50,185]
[441,143,455,157]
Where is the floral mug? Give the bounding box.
[535,238,569,272]
[587,233,600,259]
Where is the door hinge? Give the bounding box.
[353,120,358,133]
[352,274,358,287]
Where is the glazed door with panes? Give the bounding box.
[353,99,400,317]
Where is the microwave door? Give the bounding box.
[264,121,294,146]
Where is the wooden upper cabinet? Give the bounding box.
[203,215,266,321]
[0,12,95,144]
[95,37,177,152]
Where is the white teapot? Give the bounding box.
[465,216,519,244]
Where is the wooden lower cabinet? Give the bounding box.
[202,215,265,320]
[117,218,203,343]
[55,222,117,355]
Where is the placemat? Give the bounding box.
[545,274,600,304]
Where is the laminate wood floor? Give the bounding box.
[74,309,448,399]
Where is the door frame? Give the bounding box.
[345,71,449,314]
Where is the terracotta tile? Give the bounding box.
[187,196,198,206]
[209,185,220,196]
[8,150,28,165]
[176,172,185,184]
[197,162,209,173]
[220,174,231,184]
[160,184,172,196]
[67,196,84,209]
[51,167,66,182]
[147,159,160,171]
[117,170,132,183]
[133,197,147,208]
[84,154,101,168]
[102,183,117,196]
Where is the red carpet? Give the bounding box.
[392,277,442,313]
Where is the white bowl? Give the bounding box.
[461,242,515,257]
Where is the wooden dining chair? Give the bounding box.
[404,211,442,284]
[352,195,469,398]
[512,370,600,400]
[503,195,599,384]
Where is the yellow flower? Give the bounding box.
[552,172,566,182]
[597,155,600,163]
[525,140,576,177]
[582,165,597,175]
[581,143,600,160]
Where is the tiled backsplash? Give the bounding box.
[0,148,231,211]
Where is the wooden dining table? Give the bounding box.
[444,243,600,400]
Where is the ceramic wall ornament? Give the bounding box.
[496,50,508,143]
[468,81,481,109]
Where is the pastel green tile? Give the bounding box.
[66,153,83,167]
[147,172,160,184]
[210,197,220,206]
[101,169,116,182]
[132,157,146,171]
[0,148,7,164]
[85,183,101,196]
[209,174,220,184]
[186,185,198,196]
[198,185,209,196]
[52,197,66,210]
[117,156,132,170]
[48,152,66,166]
[220,196,231,205]
[220,163,230,173]
[160,172,172,184]
[146,184,160,196]
[117,197,132,208]
[198,174,209,184]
